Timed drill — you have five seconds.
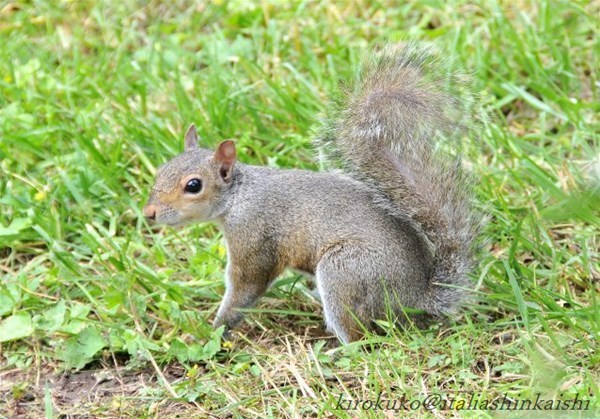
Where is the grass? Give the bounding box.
[1,0,598,417]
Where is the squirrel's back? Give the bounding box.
[223,164,436,310]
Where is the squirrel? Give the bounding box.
[143,42,484,344]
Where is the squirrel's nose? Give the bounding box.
[143,205,156,221]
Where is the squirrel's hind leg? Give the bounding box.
[315,245,381,344]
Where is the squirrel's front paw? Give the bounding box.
[213,317,233,341]
[214,310,244,329]
[221,328,234,341]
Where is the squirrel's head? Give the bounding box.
[143,124,237,226]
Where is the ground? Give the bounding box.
[0,0,598,417]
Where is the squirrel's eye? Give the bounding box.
[184,178,202,194]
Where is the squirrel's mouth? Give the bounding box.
[146,219,185,229]
[159,214,192,228]
[144,206,186,227]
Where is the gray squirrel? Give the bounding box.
[143,42,484,343]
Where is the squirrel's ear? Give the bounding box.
[184,124,200,151]
[214,140,236,183]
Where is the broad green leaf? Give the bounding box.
[0,312,34,342]
[59,326,106,369]
[0,218,32,237]
[34,301,66,333]
[202,327,224,360]
[60,302,92,334]
[0,289,15,316]
[169,338,190,363]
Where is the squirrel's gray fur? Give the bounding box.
[314,42,483,316]
[144,42,484,343]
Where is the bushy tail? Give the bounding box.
[315,42,484,315]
